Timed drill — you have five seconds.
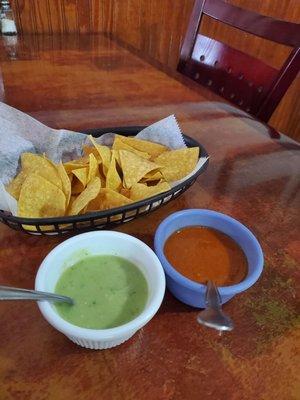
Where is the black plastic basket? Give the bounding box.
[0,126,209,235]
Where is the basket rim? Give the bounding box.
[0,126,209,226]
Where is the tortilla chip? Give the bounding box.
[120,187,131,198]
[87,188,132,211]
[99,188,132,210]
[87,153,98,183]
[111,149,121,166]
[6,170,28,200]
[112,136,151,159]
[83,145,101,163]
[70,167,88,194]
[141,170,163,182]
[18,173,66,218]
[68,177,101,216]
[68,195,76,206]
[63,157,89,174]
[72,167,88,186]
[118,136,168,159]
[130,181,171,201]
[21,153,62,189]
[154,147,199,181]
[57,163,71,208]
[106,155,122,192]
[88,136,111,174]
[71,179,84,194]
[119,150,161,189]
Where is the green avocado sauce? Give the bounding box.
[54,255,148,329]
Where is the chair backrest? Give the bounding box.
[178,0,300,122]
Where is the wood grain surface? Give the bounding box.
[0,34,299,400]
[11,0,300,141]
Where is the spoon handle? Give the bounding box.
[205,280,222,309]
[197,281,234,331]
[0,285,74,304]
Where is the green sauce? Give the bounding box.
[54,255,148,329]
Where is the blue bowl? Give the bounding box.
[154,209,264,308]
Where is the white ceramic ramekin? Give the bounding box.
[35,231,166,349]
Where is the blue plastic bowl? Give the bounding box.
[154,209,264,308]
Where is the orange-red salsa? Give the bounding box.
[164,226,247,286]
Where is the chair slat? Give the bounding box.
[203,0,300,47]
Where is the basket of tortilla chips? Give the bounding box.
[0,126,208,235]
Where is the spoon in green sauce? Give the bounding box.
[0,285,74,305]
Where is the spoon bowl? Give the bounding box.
[197,307,234,331]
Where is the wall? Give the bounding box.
[11,0,300,141]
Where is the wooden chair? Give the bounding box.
[178,0,300,122]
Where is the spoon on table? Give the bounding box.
[197,281,234,332]
[0,285,74,305]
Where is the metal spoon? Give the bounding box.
[197,281,234,331]
[0,285,74,305]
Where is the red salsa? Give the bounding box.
[164,226,248,286]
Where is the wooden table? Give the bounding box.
[0,34,299,400]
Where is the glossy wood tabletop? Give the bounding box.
[0,34,299,400]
